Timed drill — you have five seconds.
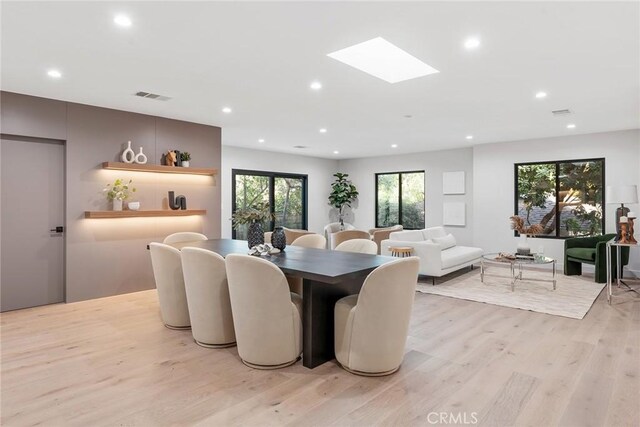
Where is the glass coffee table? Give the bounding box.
[480,253,557,292]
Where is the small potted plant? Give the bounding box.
[103,178,136,211]
[180,152,191,167]
[231,201,274,248]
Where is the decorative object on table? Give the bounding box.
[164,151,177,166]
[231,201,275,248]
[606,185,638,241]
[121,141,135,164]
[627,212,637,244]
[328,172,359,230]
[103,178,136,211]
[248,243,280,256]
[442,171,465,195]
[443,202,466,226]
[509,215,543,255]
[127,201,140,211]
[134,147,147,164]
[180,152,191,168]
[271,226,287,250]
[618,217,631,244]
[168,191,187,210]
[174,150,182,167]
[495,252,517,261]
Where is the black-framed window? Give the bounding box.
[232,169,308,240]
[515,158,605,238]
[375,171,425,229]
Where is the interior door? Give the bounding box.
[1,137,65,311]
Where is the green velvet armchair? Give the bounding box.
[564,233,629,283]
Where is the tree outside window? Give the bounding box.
[376,171,425,229]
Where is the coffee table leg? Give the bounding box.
[481,259,485,283]
[552,260,556,290]
[510,263,515,292]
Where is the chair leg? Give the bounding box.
[432,277,436,286]
[564,260,582,276]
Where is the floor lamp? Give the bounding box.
[606,185,638,241]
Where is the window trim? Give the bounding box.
[231,169,308,239]
[375,170,425,229]
[513,157,606,239]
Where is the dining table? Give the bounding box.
[168,238,395,369]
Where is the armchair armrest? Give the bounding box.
[565,234,615,250]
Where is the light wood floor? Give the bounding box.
[1,283,638,427]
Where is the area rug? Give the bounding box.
[416,267,605,319]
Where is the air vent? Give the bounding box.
[552,109,571,116]
[134,91,171,101]
[293,145,308,149]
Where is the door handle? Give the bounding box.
[50,226,64,233]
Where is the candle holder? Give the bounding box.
[628,213,637,244]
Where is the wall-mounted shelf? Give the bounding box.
[85,210,207,219]
[102,162,217,176]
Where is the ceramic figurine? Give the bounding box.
[121,141,135,163]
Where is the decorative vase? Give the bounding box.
[247,222,264,248]
[271,226,286,250]
[134,147,147,164]
[182,160,190,168]
[113,199,123,211]
[127,201,140,211]
[121,141,135,164]
[516,234,530,255]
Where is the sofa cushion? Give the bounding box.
[566,247,597,262]
[432,233,456,250]
[390,230,425,242]
[423,226,447,240]
[441,246,483,269]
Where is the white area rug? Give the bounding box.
[417,267,605,319]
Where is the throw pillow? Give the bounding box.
[432,233,456,250]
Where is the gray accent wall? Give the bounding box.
[1,91,221,302]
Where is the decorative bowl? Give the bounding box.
[128,201,140,211]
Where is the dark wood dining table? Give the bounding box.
[169,238,395,369]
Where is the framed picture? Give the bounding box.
[443,171,465,195]
[443,202,466,226]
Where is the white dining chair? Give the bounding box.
[225,254,302,369]
[181,247,236,348]
[149,242,191,329]
[163,232,207,245]
[335,239,378,255]
[324,222,355,249]
[334,257,419,376]
[287,234,327,294]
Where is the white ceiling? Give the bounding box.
[1,1,639,159]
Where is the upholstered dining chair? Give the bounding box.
[287,234,327,294]
[368,225,403,254]
[225,254,302,369]
[324,222,355,249]
[149,243,191,329]
[283,227,314,245]
[335,239,378,255]
[180,247,236,348]
[334,257,420,376]
[332,230,371,249]
[163,232,207,245]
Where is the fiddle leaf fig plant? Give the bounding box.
[328,173,359,226]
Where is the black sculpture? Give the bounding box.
[168,191,187,210]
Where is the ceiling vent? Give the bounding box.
[134,91,171,101]
[551,109,572,116]
[293,145,308,149]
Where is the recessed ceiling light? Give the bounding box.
[310,81,322,90]
[319,128,327,133]
[466,135,473,140]
[114,14,132,27]
[327,37,439,84]
[258,138,265,143]
[333,150,339,154]
[47,69,62,78]
[464,37,481,50]
[391,144,398,148]
[222,107,232,114]
[535,91,547,99]
[567,123,576,129]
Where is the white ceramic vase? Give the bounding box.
[516,234,530,255]
[134,147,147,164]
[182,160,190,168]
[113,199,123,211]
[121,141,135,163]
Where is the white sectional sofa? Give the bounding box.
[381,226,483,282]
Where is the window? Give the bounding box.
[515,158,605,238]
[232,169,307,240]
[376,171,425,229]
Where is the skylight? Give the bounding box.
[327,37,439,84]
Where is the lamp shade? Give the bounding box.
[606,185,638,204]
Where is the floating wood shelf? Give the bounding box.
[85,210,207,219]
[102,162,217,176]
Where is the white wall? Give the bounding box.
[338,148,474,245]
[473,129,640,272]
[221,146,338,238]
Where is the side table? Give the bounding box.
[606,240,639,304]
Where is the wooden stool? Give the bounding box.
[390,246,413,257]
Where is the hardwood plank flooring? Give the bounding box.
[1,285,638,426]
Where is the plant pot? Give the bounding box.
[516,234,530,255]
[247,222,264,248]
[182,160,190,168]
[271,226,286,250]
[113,199,123,211]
